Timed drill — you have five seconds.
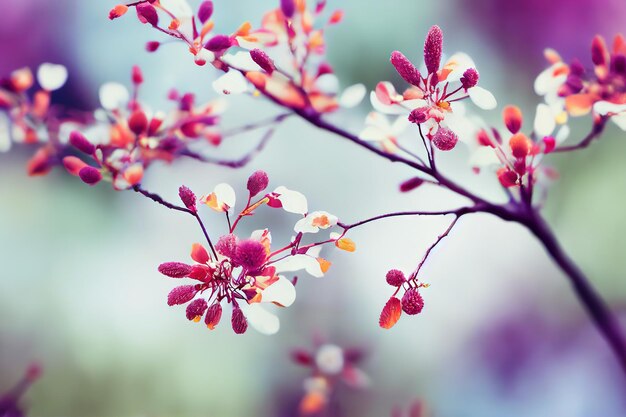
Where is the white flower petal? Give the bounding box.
[555,125,570,144]
[369,91,405,115]
[612,114,626,131]
[99,82,129,110]
[262,276,296,307]
[273,186,308,215]
[315,344,344,375]
[0,113,11,152]
[212,71,248,95]
[444,52,476,82]
[37,63,68,91]
[273,254,323,277]
[241,303,280,335]
[470,147,500,167]
[534,103,556,137]
[468,86,497,110]
[593,101,626,116]
[339,84,366,108]
[222,51,258,72]
[359,126,385,141]
[316,74,339,95]
[215,183,236,210]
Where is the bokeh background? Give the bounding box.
[2,0,626,416]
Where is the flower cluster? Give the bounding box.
[379,269,427,329]
[110,0,366,113]
[292,341,369,415]
[158,170,355,334]
[360,25,496,152]
[535,33,626,130]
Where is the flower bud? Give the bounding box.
[62,156,88,176]
[186,298,208,321]
[167,285,198,306]
[78,166,102,185]
[231,303,248,334]
[131,65,143,85]
[146,41,160,52]
[387,269,406,286]
[136,3,159,26]
[401,288,424,315]
[250,49,275,74]
[109,4,128,20]
[423,25,443,74]
[204,34,232,51]
[591,35,608,66]
[198,1,214,23]
[379,297,402,329]
[234,239,267,271]
[399,177,424,193]
[509,132,531,158]
[390,51,421,86]
[497,168,518,188]
[281,0,295,18]
[205,302,223,329]
[503,105,523,134]
[216,234,238,258]
[69,131,95,154]
[460,68,479,89]
[128,110,148,135]
[158,262,193,278]
[179,185,197,211]
[408,106,429,124]
[247,170,269,197]
[432,127,458,151]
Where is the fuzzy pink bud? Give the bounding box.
[234,239,267,271]
[178,185,197,211]
[205,302,223,329]
[167,285,198,306]
[432,127,458,151]
[136,3,159,26]
[408,107,429,124]
[231,303,248,334]
[401,288,424,315]
[390,51,421,86]
[186,298,208,321]
[197,1,214,24]
[386,269,406,286]
[69,131,95,154]
[204,34,232,51]
[158,262,193,278]
[250,49,275,74]
[216,234,238,259]
[460,68,479,89]
[247,170,269,197]
[424,25,443,74]
[78,166,102,185]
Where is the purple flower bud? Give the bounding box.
[390,51,421,86]
[402,288,424,315]
[78,166,102,185]
[146,41,160,52]
[205,303,223,329]
[460,68,479,89]
[136,3,159,27]
[167,285,197,306]
[231,303,248,334]
[247,170,269,197]
[408,106,429,124]
[158,262,193,278]
[250,49,275,74]
[204,34,232,52]
[281,0,295,18]
[399,177,424,193]
[591,35,608,66]
[432,127,458,151]
[386,269,406,286]
[424,25,443,74]
[234,239,267,271]
[69,131,95,154]
[197,1,214,24]
[178,185,197,211]
[611,54,626,75]
[186,298,208,321]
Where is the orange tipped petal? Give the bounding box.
[379,297,402,329]
[191,243,210,264]
[503,105,523,134]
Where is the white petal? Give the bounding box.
[443,52,476,82]
[390,116,410,135]
[159,0,192,16]
[262,276,296,307]
[593,101,626,116]
[294,217,318,233]
[212,71,248,95]
[215,183,236,210]
[612,114,626,131]
[99,82,129,110]
[470,147,500,167]
[339,84,366,108]
[555,125,570,144]
[369,91,405,115]
[222,51,258,72]
[36,63,68,91]
[241,303,280,335]
[534,103,556,137]
[273,254,323,277]
[315,344,344,375]
[316,74,339,95]
[468,86,497,110]
[359,126,385,142]
[0,113,11,152]
[274,186,308,215]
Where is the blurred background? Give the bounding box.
[1,0,626,416]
